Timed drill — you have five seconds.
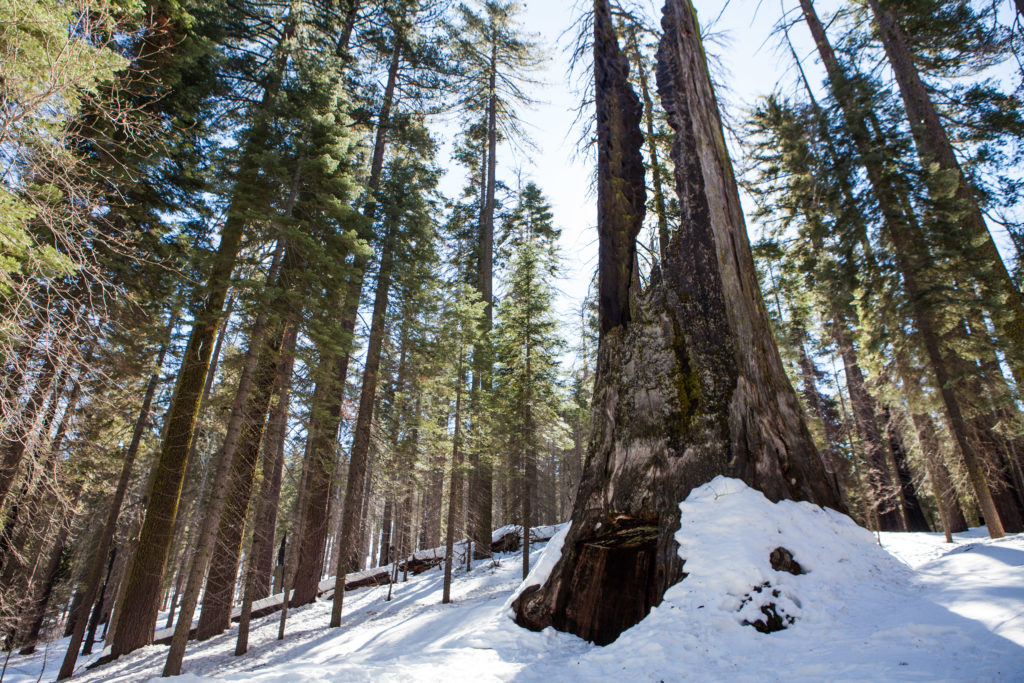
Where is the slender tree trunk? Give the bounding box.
[357,447,377,572]
[277,435,314,640]
[291,47,399,606]
[469,44,499,562]
[57,324,173,679]
[330,218,398,627]
[832,324,904,530]
[882,406,931,531]
[421,449,444,550]
[0,358,83,577]
[911,409,968,537]
[195,321,294,642]
[233,317,298,658]
[522,352,534,580]
[515,0,842,646]
[326,458,347,578]
[443,368,465,605]
[378,500,393,568]
[81,549,117,656]
[164,252,296,674]
[799,0,1006,539]
[196,185,305,640]
[250,324,298,600]
[110,34,297,656]
[0,354,57,510]
[794,329,847,497]
[16,490,78,654]
[867,0,1024,366]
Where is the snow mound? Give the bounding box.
[569,476,1020,680]
[668,475,899,630]
[504,522,569,609]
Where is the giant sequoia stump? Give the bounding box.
[513,0,843,645]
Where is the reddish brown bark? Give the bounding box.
[250,324,298,600]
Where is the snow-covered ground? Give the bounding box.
[5,477,1022,682]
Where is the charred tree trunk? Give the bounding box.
[250,324,298,600]
[625,25,670,264]
[513,0,841,647]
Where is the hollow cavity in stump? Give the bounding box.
[516,520,663,646]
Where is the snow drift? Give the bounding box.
[7,478,1021,682]
[531,476,1020,680]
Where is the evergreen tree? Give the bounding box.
[447,0,543,558]
[493,182,564,578]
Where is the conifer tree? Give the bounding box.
[447,1,542,558]
[799,0,1009,539]
[493,182,564,578]
[331,137,441,627]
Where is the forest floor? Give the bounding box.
[4,478,1023,682]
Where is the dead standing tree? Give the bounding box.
[513,0,842,646]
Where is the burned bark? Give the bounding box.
[513,0,841,646]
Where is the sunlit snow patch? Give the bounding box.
[505,522,569,612]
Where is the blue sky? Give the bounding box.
[434,0,1020,360]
